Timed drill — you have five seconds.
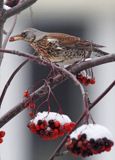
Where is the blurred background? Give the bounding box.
[0,0,115,160]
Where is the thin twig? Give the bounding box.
[55,150,69,157]
[48,80,115,160]
[0,59,28,107]
[0,48,42,63]
[3,0,37,19]
[0,0,4,65]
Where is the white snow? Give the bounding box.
[47,38,58,43]
[56,46,62,50]
[31,111,72,125]
[85,58,92,61]
[3,5,11,10]
[70,124,114,141]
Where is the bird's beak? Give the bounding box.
[9,34,23,42]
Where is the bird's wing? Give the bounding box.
[47,33,104,48]
[47,33,80,45]
[77,40,104,48]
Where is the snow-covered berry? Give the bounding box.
[66,124,114,157]
[28,111,75,140]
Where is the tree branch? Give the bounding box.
[0,0,4,65]
[0,51,114,128]
[70,54,115,74]
[0,49,115,72]
[3,0,37,19]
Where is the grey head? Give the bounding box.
[10,28,47,43]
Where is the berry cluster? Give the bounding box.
[0,131,5,144]
[27,111,75,140]
[23,90,36,118]
[76,72,95,86]
[66,124,114,157]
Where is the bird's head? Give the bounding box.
[9,28,45,43]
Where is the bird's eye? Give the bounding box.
[21,32,27,37]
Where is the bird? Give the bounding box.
[9,28,108,67]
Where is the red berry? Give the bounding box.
[0,131,5,137]
[63,123,71,132]
[23,90,30,97]
[92,149,98,154]
[43,120,47,127]
[105,147,111,152]
[53,129,59,136]
[78,134,81,140]
[28,102,36,109]
[51,131,59,139]
[85,79,91,86]
[90,79,96,84]
[27,122,36,133]
[82,77,88,85]
[0,138,3,144]
[36,125,40,131]
[70,122,76,129]
[77,140,83,147]
[40,124,45,129]
[54,121,60,128]
[66,139,73,146]
[59,130,64,136]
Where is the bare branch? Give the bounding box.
[0,48,41,62]
[4,0,37,19]
[0,52,114,128]
[0,49,115,73]
[0,59,28,107]
[0,49,115,97]
[0,0,4,65]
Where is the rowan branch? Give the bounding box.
[0,49,115,73]
[3,0,37,19]
[0,0,4,65]
[0,50,114,128]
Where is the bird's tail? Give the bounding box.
[93,48,109,56]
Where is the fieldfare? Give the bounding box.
[9,28,108,67]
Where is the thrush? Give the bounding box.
[9,28,108,67]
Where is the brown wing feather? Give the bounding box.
[47,33,104,48]
[78,40,104,48]
[47,33,80,45]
